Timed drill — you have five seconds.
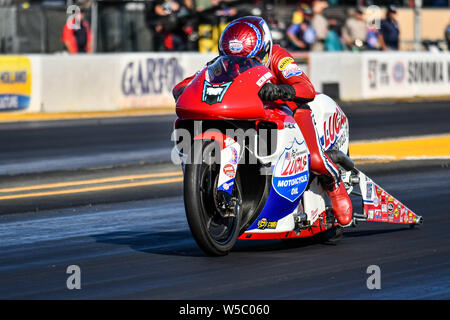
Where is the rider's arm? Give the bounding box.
[270,45,315,102]
[259,45,315,106]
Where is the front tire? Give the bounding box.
[184,141,242,256]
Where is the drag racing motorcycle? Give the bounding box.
[173,56,423,256]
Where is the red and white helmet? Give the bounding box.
[219,16,273,67]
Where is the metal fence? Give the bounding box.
[1,0,449,54]
[0,1,153,53]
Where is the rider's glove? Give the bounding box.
[258,83,296,101]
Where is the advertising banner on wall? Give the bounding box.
[0,56,32,112]
[37,52,215,113]
[4,52,449,114]
[362,53,450,99]
[119,53,215,109]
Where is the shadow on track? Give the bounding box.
[234,235,328,253]
[92,230,328,256]
[92,230,205,257]
[92,226,413,257]
[234,226,413,252]
[343,227,412,238]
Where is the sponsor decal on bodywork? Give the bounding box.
[272,139,310,202]
[217,139,241,195]
[202,80,232,105]
[257,218,278,230]
[360,173,421,225]
[229,146,239,165]
[256,71,273,87]
[223,163,236,178]
[320,105,348,150]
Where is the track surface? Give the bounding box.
[1,100,449,168]
[0,100,449,299]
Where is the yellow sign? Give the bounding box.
[198,22,228,53]
[0,56,32,111]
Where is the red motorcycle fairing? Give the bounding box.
[193,131,235,150]
[176,57,273,121]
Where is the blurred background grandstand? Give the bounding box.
[0,0,449,54]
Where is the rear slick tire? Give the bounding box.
[184,141,242,256]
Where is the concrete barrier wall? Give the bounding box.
[308,52,364,100]
[1,52,215,113]
[1,52,449,114]
[309,52,450,101]
[38,52,216,113]
[360,52,450,100]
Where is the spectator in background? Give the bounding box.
[325,19,344,51]
[287,7,317,51]
[195,0,239,53]
[196,0,213,11]
[366,25,380,50]
[179,0,199,51]
[378,5,400,50]
[341,7,367,51]
[433,0,448,7]
[310,0,328,51]
[61,11,93,54]
[150,0,195,51]
[212,0,238,24]
[445,22,450,50]
[290,3,305,27]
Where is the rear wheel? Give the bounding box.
[184,141,242,256]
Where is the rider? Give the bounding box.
[173,16,353,226]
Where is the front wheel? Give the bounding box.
[184,141,242,256]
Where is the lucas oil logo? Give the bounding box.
[320,106,347,150]
[272,139,309,202]
[202,80,232,105]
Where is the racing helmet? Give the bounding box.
[219,16,273,67]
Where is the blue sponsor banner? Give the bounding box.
[0,94,30,111]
